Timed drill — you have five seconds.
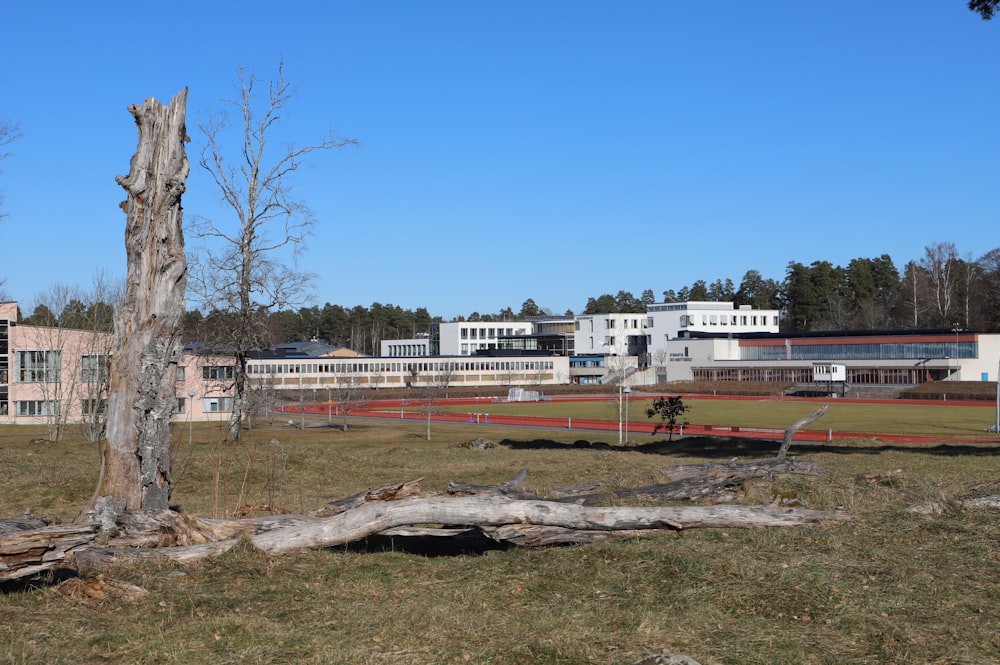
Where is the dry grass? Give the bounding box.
[1,416,998,664]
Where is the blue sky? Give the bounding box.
[1,2,997,320]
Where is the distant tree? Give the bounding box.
[188,62,356,442]
[707,278,735,301]
[661,289,680,303]
[687,280,709,301]
[584,294,618,314]
[976,248,1000,330]
[920,242,959,326]
[969,0,1000,19]
[844,255,899,329]
[899,261,929,328]
[519,298,543,318]
[736,270,781,310]
[614,290,645,313]
[782,260,846,331]
[640,289,656,307]
[955,254,979,330]
[645,396,690,441]
[22,303,58,327]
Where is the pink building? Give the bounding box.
[0,301,235,429]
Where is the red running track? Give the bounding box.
[279,395,1000,445]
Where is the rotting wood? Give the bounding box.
[0,523,98,582]
[0,511,50,537]
[310,478,425,517]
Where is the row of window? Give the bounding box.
[460,327,522,339]
[740,341,978,362]
[8,353,236,385]
[9,396,235,418]
[248,359,556,376]
[680,314,778,327]
[384,344,429,357]
[692,366,935,386]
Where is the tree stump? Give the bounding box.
[82,89,190,516]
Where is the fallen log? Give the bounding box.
[907,494,1000,515]
[662,458,833,481]
[251,495,849,556]
[62,494,849,571]
[1,523,99,582]
[548,459,833,505]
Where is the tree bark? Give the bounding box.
[82,89,189,516]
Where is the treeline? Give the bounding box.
[583,243,1000,333]
[19,243,1000,354]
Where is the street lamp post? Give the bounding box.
[618,384,623,444]
[624,387,631,443]
[187,391,195,449]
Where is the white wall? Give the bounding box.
[435,321,531,356]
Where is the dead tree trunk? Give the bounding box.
[82,89,190,517]
[776,405,828,459]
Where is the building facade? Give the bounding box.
[429,321,532,356]
[0,302,236,427]
[659,329,1000,389]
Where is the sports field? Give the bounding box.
[344,394,1000,443]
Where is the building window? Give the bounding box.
[16,400,60,416]
[81,354,110,383]
[202,366,235,381]
[461,328,468,339]
[81,398,107,416]
[175,397,186,414]
[176,366,186,381]
[203,397,234,413]
[17,350,61,383]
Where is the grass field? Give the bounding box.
[1,404,998,664]
[419,395,1000,440]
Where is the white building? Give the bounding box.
[658,329,1000,391]
[645,301,780,382]
[573,313,650,357]
[430,321,532,356]
[380,336,431,357]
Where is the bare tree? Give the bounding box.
[422,361,456,440]
[0,120,21,294]
[188,61,356,442]
[25,275,120,442]
[920,242,959,326]
[900,261,927,328]
[329,364,368,431]
[0,120,20,220]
